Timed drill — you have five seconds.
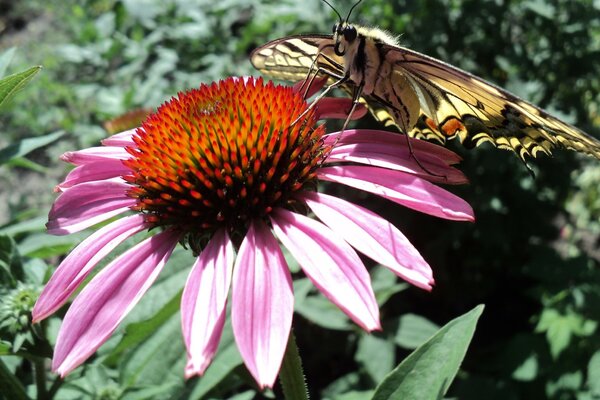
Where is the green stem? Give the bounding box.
[34,357,47,400]
[279,331,309,400]
[47,376,63,400]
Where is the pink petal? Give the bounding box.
[292,75,328,98]
[101,129,137,147]
[326,142,468,185]
[270,208,380,331]
[316,98,368,120]
[52,229,180,376]
[300,191,433,290]
[47,180,136,235]
[231,220,294,389]
[56,161,131,191]
[60,146,131,166]
[323,129,462,164]
[32,214,148,323]
[182,229,234,377]
[318,165,475,222]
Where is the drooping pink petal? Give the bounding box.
[101,129,137,147]
[33,214,148,323]
[60,146,131,166]
[231,220,294,389]
[326,142,468,185]
[182,229,234,378]
[318,165,475,222]
[300,191,433,290]
[56,160,131,191]
[47,180,136,235]
[52,229,180,376]
[323,129,463,165]
[270,208,380,331]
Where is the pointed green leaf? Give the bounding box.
[0,65,42,109]
[372,305,484,400]
[0,130,65,165]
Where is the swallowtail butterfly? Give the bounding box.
[250,0,600,163]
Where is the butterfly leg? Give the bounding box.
[298,52,328,99]
[372,94,448,180]
[340,82,365,133]
[291,69,350,127]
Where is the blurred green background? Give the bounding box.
[1,0,599,399]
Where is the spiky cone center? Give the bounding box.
[123,78,326,251]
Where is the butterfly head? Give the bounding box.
[332,22,358,56]
[321,0,363,56]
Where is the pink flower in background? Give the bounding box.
[33,76,473,388]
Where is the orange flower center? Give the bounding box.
[123,78,326,249]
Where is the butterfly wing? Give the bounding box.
[250,35,342,82]
[380,46,600,160]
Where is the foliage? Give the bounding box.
[0,0,599,399]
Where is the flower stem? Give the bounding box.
[279,331,309,400]
[34,357,47,400]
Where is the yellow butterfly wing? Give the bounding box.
[387,47,600,160]
[251,35,342,83]
[250,34,600,161]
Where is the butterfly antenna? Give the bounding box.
[346,0,363,22]
[320,0,343,22]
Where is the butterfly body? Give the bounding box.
[331,23,421,132]
[251,22,600,162]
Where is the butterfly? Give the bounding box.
[250,0,600,164]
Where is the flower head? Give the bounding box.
[34,77,473,388]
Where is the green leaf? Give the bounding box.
[293,278,352,331]
[534,308,596,359]
[104,289,182,366]
[546,371,583,397]
[370,266,409,307]
[322,372,361,399]
[537,308,571,358]
[18,232,80,259]
[328,391,375,400]
[3,157,48,172]
[0,65,42,109]
[187,319,243,399]
[356,333,395,383]
[119,312,186,388]
[0,235,25,286]
[0,357,29,400]
[587,351,600,396]
[394,314,440,350]
[0,340,12,355]
[0,130,65,165]
[372,305,484,400]
[294,295,353,330]
[511,354,539,382]
[0,216,48,237]
[0,47,17,77]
